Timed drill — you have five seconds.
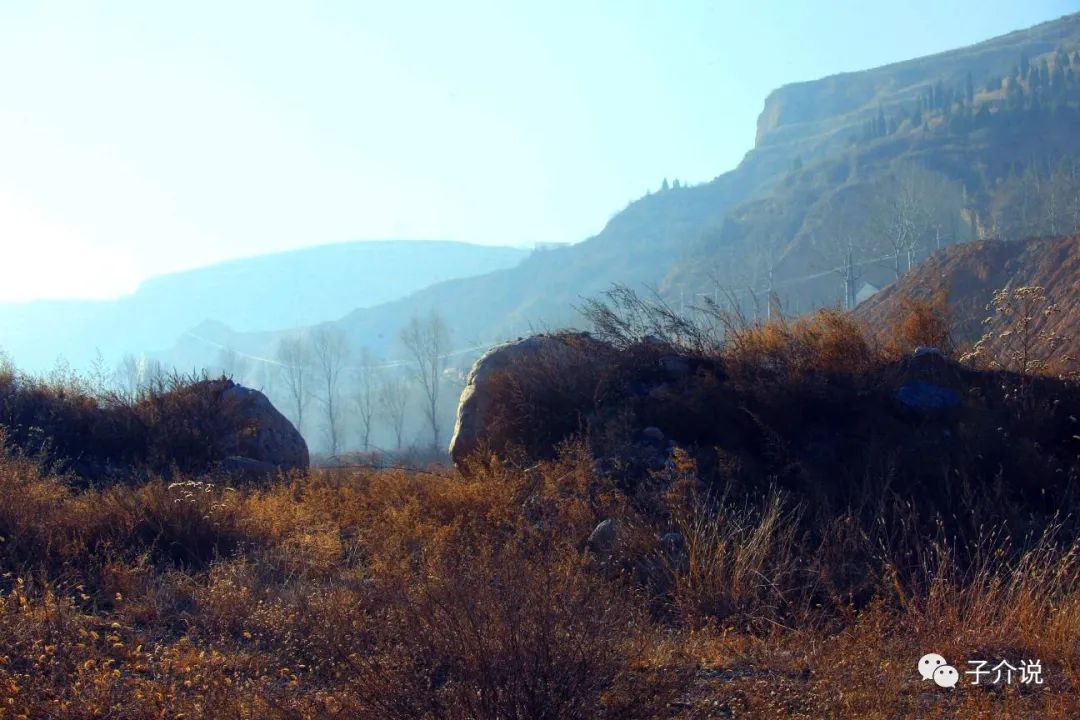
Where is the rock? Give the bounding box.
[893,349,963,413]
[449,333,610,469]
[641,426,666,444]
[895,381,961,411]
[586,518,619,557]
[905,346,957,380]
[658,353,725,381]
[219,381,309,473]
[658,354,692,379]
[913,346,944,358]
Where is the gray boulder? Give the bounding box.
[448,333,609,469]
[895,381,961,411]
[893,348,963,413]
[586,518,620,557]
[219,381,309,473]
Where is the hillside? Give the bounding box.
[857,234,1080,366]
[0,240,528,372]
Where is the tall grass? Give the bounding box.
[0,288,1076,716]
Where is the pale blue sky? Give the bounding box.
[1,0,1076,301]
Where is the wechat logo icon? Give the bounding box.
[919,653,959,688]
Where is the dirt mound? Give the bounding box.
[857,235,1080,367]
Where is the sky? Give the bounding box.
[1,0,1076,302]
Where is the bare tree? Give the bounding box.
[400,311,450,450]
[924,173,967,251]
[140,358,169,391]
[86,349,113,397]
[353,347,378,452]
[749,231,788,320]
[311,326,350,457]
[115,353,143,398]
[377,374,411,450]
[275,335,311,435]
[867,163,965,277]
[113,353,167,397]
[817,190,871,309]
[869,167,923,279]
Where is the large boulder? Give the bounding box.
[218,381,309,473]
[449,333,611,469]
[891,347,963,414]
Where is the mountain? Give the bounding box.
[0,240,528,372]
[662,13,1080,313]
[857,234,1080,365]
[752,13,1080,181]
[159,172,755,374]
[171,13,1080,373]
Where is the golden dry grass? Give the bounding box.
[0,298,1077,718]
[0,437,1078,718]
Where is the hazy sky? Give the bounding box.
[1,1,1076,301]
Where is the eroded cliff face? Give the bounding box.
[751,12,1080,164]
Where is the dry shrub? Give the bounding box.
[890,525,1080,667]
[962,285,1069,377]
[724,309,878,384]
[883,289,956,357]
[665,489,799,625]
[1,436,1080,717]
[347,547,684,720]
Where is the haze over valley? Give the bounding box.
[7,8,1080,455]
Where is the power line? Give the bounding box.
[183,331,499,371]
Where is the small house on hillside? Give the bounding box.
[855,282,880,305]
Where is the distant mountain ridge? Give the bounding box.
[0,240,528,371]
[172,12,1080,376]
